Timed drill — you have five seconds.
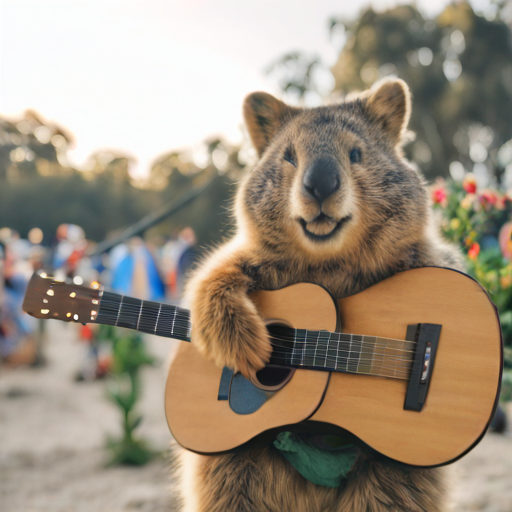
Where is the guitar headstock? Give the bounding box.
[22,272,102,324]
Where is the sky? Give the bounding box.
[0,0,482,176]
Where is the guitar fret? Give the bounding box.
[304,331,316,367]
[313,330,321,367]
[324,333,329,368]
[154,303,162,333]
[348,334,362,373]
[326,331,338,370]
[115,295,123,326]
[290,330,297,366]
[96,291,121,326]
[171,307,177,336]
[339,333,350,372]
[335,332,340,371]
[348,333,353,371]
[117,296,142,330]
[301,329,307,367]
[359,335,376,375]
[137,300,160,334]
[156,304,173,337]
[136,300,143,330]
[315,331,327,369]
[356,335,362,374]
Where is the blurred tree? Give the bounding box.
[0,111,245,251]
[332,2,512,182]
[268,2,512,184]
[266,52,325,105]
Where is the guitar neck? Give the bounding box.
[96,291,192,342]
[22,272,414,380]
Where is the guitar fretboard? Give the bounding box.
[267,326,414,380]
[96,291,192,342]
[95,292,414,379]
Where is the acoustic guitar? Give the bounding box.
[22,267,502,468]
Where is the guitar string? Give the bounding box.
[93,312,417,374]
[267,348,413,372]
[268,351,412,371]
[94,308,415,372]
[95,298,420,349]
[267,356,411,380]
[48,295,416,376]
[267,344,414,364]
[96,305,415,368]
[269,337,416,360]
[267,358,412,376]
[96,314,416,366]
[268,337,416,353]
[95,313,415,373]
[94,299,419,362]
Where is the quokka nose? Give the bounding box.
[302,156,341,204]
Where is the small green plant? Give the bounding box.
[98,324,158,465]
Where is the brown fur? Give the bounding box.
[177,79,462,511]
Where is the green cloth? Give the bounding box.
[273,432,358,488]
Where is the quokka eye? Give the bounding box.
[284,146,297,167]
[349,148,362,164]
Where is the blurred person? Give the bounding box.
[176,227,198,298]
[29,244,48,274]
[111,237,165,301]
[0,235,38,365]
[161,233,182,300]
[52,223,87,280]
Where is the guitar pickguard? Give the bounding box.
[229,373,268,414]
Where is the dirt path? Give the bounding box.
[1,322,510,512]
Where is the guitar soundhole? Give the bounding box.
[255,365,294,389]
[251,320,296,391]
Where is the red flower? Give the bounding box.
[468,242,480,260]
[463,174,477,194]
[432,186,447,206]
[479,190,497,208]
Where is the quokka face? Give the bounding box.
[239,79,429,262]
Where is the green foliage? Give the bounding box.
[332,2,512,181]
[99,325,158,466]
[269,2,512,182]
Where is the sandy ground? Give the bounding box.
[1,321,511,512]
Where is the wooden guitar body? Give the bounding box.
[164,267,502,468]
[21,266,502,468]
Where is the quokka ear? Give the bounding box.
[243,92,300,156]
[364,79,411,146]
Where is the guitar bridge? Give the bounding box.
[404,323,442,412]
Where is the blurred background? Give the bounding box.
[1,1,512,511]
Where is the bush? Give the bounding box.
[432,175,512,400]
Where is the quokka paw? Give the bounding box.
[188,273,272,379]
